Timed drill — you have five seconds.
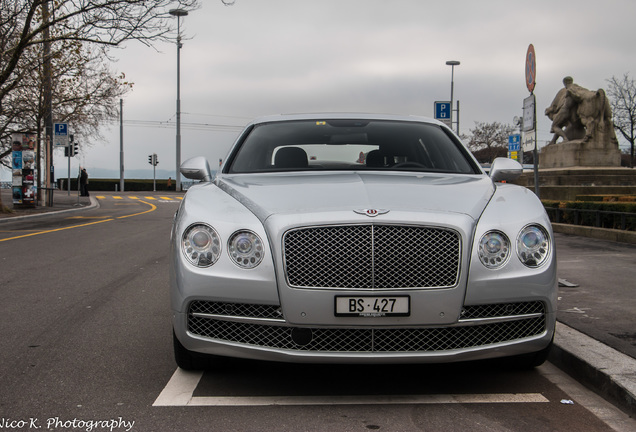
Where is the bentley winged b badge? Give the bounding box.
[353,208,390,217]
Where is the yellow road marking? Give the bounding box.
[0,219,114,242]
[116,200,157,219]
[129,196,140,200]
[0,200,157,242]
[66,216,112,219]
[96,196,106,199]
[144,196,157,200]
[160,196,172,201]
[113,196,123,200]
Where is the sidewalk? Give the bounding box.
[1,189,635,416]
[0,187,94,220]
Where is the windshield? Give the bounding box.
[226,119,479,174]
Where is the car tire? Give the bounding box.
[173,330,212,370]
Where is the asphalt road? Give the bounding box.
[0,192,633,432]
[553,233,636,359]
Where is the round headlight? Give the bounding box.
[228,230,264,269]
[517,225,550,267]
[478,231,511,269]
[182,224,221,267]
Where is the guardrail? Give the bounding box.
[544,206,636,231]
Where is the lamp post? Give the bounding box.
[170,8,188,191]
[445,60,460,134]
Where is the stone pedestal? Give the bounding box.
[540,139,621,168]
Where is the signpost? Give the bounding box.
[434,101,452,128]
[53,122,69,147]
[525,44,536,94]
[524,44,539,197]
[508,134,521,162]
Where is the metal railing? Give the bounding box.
[544,206,636,231]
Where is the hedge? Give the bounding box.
[542,200,636,231]
[57,178,177,192]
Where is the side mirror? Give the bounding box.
[489,157,522,182]
[180,156,212,182]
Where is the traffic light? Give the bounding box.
[64,143,79,157]
[64,135,78,157]
[148,154,153,165]
[148,153,158,166]
[154,154,158,166]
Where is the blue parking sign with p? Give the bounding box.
[434,102,451,120]
[54,122,69,147]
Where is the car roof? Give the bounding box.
[247,113,447,128]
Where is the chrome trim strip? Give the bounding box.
[190,312,286,324]
[458,313,544,325]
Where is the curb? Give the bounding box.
[551,321,636,417]
[0,196,99,224]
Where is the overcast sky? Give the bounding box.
[15,0,636,180]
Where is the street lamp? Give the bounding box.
[445,60,460,134]
[170,8,188,191]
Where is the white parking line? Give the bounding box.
[153,368,549,407]
[153,369,203,406]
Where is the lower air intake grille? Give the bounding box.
[187,301,546,353]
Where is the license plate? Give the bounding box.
[335,296,410,317]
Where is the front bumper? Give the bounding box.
[173,299,555,364]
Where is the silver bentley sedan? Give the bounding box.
[170,113,557,370]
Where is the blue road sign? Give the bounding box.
[508,134,521,151]
[434,101,451,120]
[54,122,68,147]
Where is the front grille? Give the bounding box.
[283,225,460,289]
[187,301,546,353]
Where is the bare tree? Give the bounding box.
[466,121,515,164]
[606,73,636,168]
[0,39,133,164]
[1,0,198,102]
[1,0,198,211]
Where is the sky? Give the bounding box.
[6,0,635,181]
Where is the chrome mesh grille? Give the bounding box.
[188,316,545,352]
[283,225,460,289]
[187,301,547,353]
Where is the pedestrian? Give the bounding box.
[167,177,172,190]
[80,168,89,196]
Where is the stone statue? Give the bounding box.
[541,77,620,168]
[545,76,617,146]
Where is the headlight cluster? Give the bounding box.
[182,224,264,269]
[478,224,550,269]
[516,225,550,267]
[228,230,264,269]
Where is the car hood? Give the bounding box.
[216,172,494,222]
